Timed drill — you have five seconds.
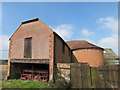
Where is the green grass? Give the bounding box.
[2,79,47,88]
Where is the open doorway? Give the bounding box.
[10,63,49,82]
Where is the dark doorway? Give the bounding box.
[24,37,32,58]
[10,63,49,81]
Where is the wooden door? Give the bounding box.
[24,37,32,58]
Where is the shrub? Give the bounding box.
[47,69,71,88]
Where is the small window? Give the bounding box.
[24,37,32,58]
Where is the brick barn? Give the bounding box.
[66,40,104,67]
[7,18,105,81]
[7,18,71,81]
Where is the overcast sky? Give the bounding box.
[1,2,118,59]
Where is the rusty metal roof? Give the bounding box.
[66,40,104,50]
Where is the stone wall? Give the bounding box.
[57,63,70,82]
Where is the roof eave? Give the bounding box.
[71,47,104,51]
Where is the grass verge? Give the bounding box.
[2,79,47,88]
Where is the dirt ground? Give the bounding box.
[0,65,8,80]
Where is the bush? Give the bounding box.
[47,72,71,88]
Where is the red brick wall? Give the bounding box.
[49,33,54,81]
[54,34,71,63]
[8,20,55,81]
[10,20,53,59]
[73,49,104,67]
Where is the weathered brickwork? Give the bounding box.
[8,19,55,80]
[49,33,54,81]
[66,40,104,67]
[10,20,52,59]
[54,33,71,63]
[7,18,105,82]
[7,40,12,76]
[73,49,104,67]
[7,18,72,81]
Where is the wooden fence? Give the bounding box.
[70,63,120,88]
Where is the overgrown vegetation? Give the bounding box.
[47,76,71,88]
[47,68,71,88]
[2,79,47,88]
[2,68,71,88]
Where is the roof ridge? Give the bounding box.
[22,18,39,24]
[9,18,55,40]
[104,48,112,50]
[66,40,104,50]
[66,40,86,42]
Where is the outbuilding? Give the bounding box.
[7,18,71,81]
[66,40,104,67]
[104,48,119,65]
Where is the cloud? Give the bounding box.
[98,34,118,54]
[97,17,118,31]
[97,17,118,54]
[51,24,73,40]
[0,35,9,49]
[79,38,96,45]
[0,35,9,59]
[81,29,94,36]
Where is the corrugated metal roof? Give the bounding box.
[66,40,104,50]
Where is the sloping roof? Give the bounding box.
[22,18,39,24]
[53,32,71,51]
[9,18,54,40]
[9,18,70,50]
[104,48,119,59]
[66,40,104,50]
